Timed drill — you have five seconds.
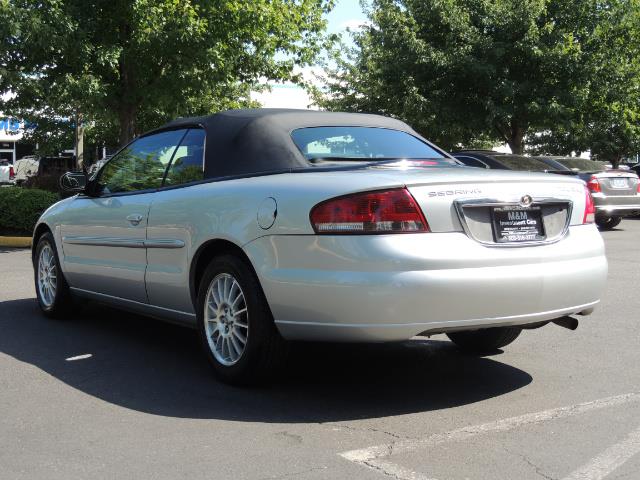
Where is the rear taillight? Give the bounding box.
[587,176,601,193]
[310,188,429,234]
[583,186,595,224]
[9,166,14,180]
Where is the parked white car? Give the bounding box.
[0,160,15,185]
[13,155,39,185]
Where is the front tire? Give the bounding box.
[196,254,288,385]
[34,232,73,317]
[447,327,521,353]
[596,215,622,230]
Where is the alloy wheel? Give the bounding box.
[204,273,249,366]
[37,244,57,308]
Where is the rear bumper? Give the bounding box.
[244,225,607,342]
[593,195,640,217]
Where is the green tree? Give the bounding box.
[1,0,333,154]
[530,1,640,166]
[317,0,639,155]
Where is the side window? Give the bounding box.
[99,129,187,194]
[164,128,205,186]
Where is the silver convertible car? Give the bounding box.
[32,109,608,384]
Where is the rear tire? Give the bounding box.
[447,327,521,353]
[196,254,288,385]
[596,215,622,230]
[34,232,73,318]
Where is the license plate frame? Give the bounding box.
[610,178,628,189]
[491,206,546,243]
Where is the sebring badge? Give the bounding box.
[520,195,533,207]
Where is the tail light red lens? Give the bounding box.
[9,166,14,180]
[310,188,429,234]
[583,186,595,224]
[587,176,601,193]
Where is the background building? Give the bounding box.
[0,117,34,163]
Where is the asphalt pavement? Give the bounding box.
[1,219,639,480]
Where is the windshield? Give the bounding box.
[555,158,606,172]
[290,127,456,165]
[496,155,564,172]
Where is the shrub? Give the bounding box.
[23,174,63,194]
[0,187,60,236]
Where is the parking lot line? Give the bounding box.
[340,392,640,479]
[561,424,640,480]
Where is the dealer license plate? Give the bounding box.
[491,206,545,243]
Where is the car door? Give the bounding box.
[60,129,188,303]
[145,128,206,314]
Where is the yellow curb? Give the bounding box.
[0,236,32,248]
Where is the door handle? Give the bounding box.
[126,214,144,226]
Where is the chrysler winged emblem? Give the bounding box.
[520,195,533,207]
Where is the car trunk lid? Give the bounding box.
[402,170,587,245]
[591,170,639,196]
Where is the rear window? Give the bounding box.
[291,127,455,165]
[494,155,557,172]
[556,158,606,172]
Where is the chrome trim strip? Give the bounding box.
[143,239,185,249]
[454,196,573,248]
[596,205,640,211]
[62,236,145,248]
[62,236,185,249]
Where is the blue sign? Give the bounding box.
[0,118,22,131]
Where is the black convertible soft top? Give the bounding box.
[154,109,438,179]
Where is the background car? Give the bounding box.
[0,159,15,185]
[453,150,570,173]
[13,155,39,185]
[88,156,111,176]
[454,151,640,230]
[535,156,640,230]
[32,110,607,384]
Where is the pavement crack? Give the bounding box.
[321,422,410,440]
[505,448,557,480]
[362,459,403,480]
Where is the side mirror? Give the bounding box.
[59,171,97,197]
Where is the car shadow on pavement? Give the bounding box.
[0,298,532,423]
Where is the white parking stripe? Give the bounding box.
[364,458,436,480]
[65,354,92,361]
[561,425,640,480]
[340,392,640,479]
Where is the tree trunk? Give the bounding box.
[118,105,136,147]
[117,19,136,147]
[75,112,85,169]
[507,119,525,154]
[610,155,621,169]
[493,118,526,154]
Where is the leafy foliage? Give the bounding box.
[317,0,640,158]
[0,0,333,154]
[0,187,59,235]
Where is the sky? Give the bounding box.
[326,0,367,35]
[250,1,366,109]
